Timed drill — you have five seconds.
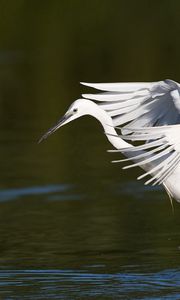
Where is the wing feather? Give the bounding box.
[114,125,180,185]
[82,90,149,101]
[81,81,154,92]
[82,79,180,129]
[82,80,180,186]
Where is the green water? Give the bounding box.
[0,1,180,299]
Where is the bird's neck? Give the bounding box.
[92,106,132,149]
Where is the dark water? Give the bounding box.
[1,1,180,299]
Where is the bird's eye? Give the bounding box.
[73,108,78,113]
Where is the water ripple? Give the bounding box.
[0,184,71,202]
[0,268,180,299]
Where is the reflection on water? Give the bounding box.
[0,268,180,299]
[0,183,179,298]
[0,181,162,203]
[0,184,70,202]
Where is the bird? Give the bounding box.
[39,79,180,203]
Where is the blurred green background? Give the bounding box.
[0,1,180,298]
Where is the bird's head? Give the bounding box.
[38,99,98,143]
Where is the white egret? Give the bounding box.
[39,79,180,203]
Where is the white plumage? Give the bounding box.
[39,79,180,203]
[82,79,180,129]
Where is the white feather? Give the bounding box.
[82,79,180,131]
[81,81,154,92]
[118,125,180,185]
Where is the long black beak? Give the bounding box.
[38,113,72,143]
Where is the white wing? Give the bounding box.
[82,80,180,185]
[81,79,180,131]
[110,125,180,185]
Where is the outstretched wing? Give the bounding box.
[82,79,180,132]
[82,80,180,185]
[110,125,180,186]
